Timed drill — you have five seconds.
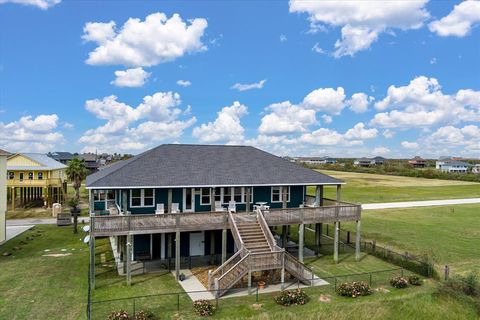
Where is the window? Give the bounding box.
[38,172,43,180]
[130,189,155,207]
[234,187,242,203]
[28,172,34,180]
[271,186,290,203]
[201,188,211,205]
[94,190,106,201]
[8,172,14,180]
[214,187,222,202]
[106,190,115,200]
[19,172,24,181]
[224,187,232,203]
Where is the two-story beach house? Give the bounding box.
[0,149,8,244]
[435,160,472,173]
[6,153,67,210]
[87,144,361,296]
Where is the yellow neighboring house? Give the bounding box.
[7,153,67,211]
[0,149,8,244]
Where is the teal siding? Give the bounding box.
[195,194,211,212]
[94,201,105,211]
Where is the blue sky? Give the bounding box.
[0,0,479,158]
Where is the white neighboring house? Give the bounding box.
[435,160,472,173]
[472,164,480,174]
[0,149,8,244]
[296,157,337,165]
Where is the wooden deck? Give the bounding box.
[91,201,361,237]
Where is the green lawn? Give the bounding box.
[1,223,479,319]
[313,170,480,203]
[340,204,480,275]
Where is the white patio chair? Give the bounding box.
[228,201,236,213]
[214,201,225,212]
[171,203,180,213]
[155,203,165,215]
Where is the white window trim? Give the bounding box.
[200,188,211,205]
[130,188,155,208]
[271,186,290,203]
[212,187,253,204]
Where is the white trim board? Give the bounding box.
[86,182,344,189]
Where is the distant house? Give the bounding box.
[0,149,8,244]
[296,156,337,165]
[48,151,74,165]
[6,153,67,210]
[353,157,385,167]
[408,156,427,168]
[472,164,480,174]
[79,153,99,172]
[435,160,472,173]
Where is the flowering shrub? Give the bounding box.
[107,310,130,320]
[134,310,156,320]
[193,299,216,317]
[408,275,422,286]
[390,276,409,289]
[274,289,309,306]
[336,281,373,298]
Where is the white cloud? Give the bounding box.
[280,34,287,42]
[82,13,207,67]
[312,43,326,54]
[401,141,419,149]
[290,0,429,57]
[231,79,267,92]
[370,76,480,128]
[80,92,195,153]
[63,122,74,129]
[302,87,346,115]
[111,67,151,87]
[299,127,363,146]
[430,57,437,64]
[429,0,480,37]
[259,101,316,135]
[344,123,377,140]
[177,80,192,87]
[383,129,394,138]
[0,0,60,9]
[321,114,332,124]
[372,146,390,156]
[192,101,247,144]
[0,114,63,152]
[348,92,373,113]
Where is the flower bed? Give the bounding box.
[390,276,409,289]
[193,299,216,317]
[336,281,373,298]
[274,289,309,306]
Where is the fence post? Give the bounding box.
[369,273,372,286]
[347,231,350,244]
[401,269,404,277]
[256,288,259,303]
[444,265,450,281]
[334,276,337,291]
[133,298,136,318]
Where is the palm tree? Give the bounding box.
[66,158,88,233]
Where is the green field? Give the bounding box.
[314,170,480,203]
[1,225,478,319]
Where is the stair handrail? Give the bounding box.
[215,252,250,297]
[208,246,249,289]
[228,211,245,251]
[283,251,315,285]
[256,208,283,252]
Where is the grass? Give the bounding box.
[340,204,480,275]
[1,224,478,319]
[312,170,480,203]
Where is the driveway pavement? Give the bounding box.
[362,198,480,210]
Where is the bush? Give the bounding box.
[390,276,408,289]
[336,281,373,298]
[134,310,157,320]
[408,275,422,286]
[193,299,216,317]
[274,289,309,306]
[443,272,479,297]
[107,310,130,320]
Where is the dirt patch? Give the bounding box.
[42,253,72,257]
[319,294,331,303]
[375,286,390,293]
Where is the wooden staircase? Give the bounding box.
[208,210,317,297]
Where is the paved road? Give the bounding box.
[7,216,90,226]
[362,198,480,210]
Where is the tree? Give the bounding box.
[66,158,88,233]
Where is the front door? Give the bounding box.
[189,232,204,256]
[183,188,195,212]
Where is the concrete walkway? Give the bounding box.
[362,198,480,210]
[172,269,329,301]
[6,217,90,226]
[5,225,34,242]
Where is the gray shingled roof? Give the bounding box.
[86,144,343,188]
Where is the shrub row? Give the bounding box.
[274,289,309,306]
[336,281,373,298]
